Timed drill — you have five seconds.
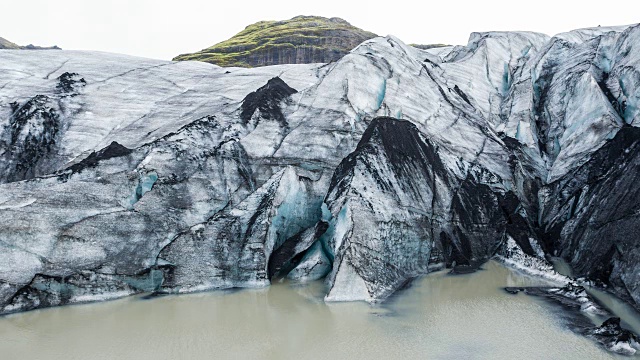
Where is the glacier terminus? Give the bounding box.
[1,21,640,354]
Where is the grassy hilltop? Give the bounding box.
[173,15,377,67]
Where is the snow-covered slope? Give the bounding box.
[1,23,639,314]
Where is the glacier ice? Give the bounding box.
[1,23,640,315]
[286,241,331,282]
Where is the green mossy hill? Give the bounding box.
[173,16,377,67]
[0,37,20,49]
[409,44,450,50]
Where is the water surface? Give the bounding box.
[0,261,622,359]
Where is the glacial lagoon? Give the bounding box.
[0,261,633,359]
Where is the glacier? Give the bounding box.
[1,23,640,317]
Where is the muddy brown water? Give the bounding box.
[0,261,629,359]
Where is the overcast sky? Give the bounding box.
[2,0,638,60]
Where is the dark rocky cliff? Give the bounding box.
[0,37,20,49]
[0,36,60,50]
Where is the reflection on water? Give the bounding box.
[0,261,623,359]
[551,256,640,336]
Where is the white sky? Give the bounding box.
[1,0,638,60]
